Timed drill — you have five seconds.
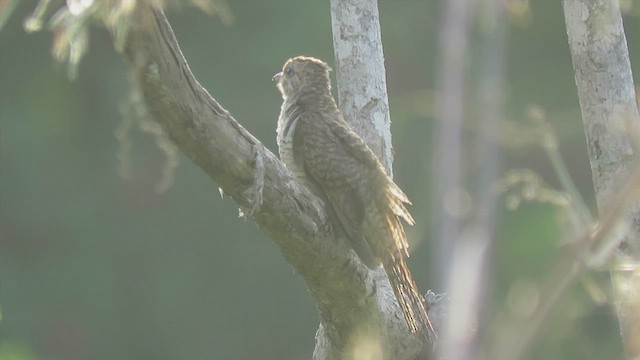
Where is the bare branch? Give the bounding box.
[123,5,331,292]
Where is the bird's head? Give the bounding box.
[273,56,332,100]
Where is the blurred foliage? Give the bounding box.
[116,88,179,194]
[1,1,638,360]
[0,340,37,360]
[19,0,232,77]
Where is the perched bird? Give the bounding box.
[273,56,435,338]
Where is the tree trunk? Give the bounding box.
[329,0,393,173]
[563,0,640,358]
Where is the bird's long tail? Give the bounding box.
[383,182,436,340]
[384,253,436,340]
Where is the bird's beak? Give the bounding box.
[272,72,282,82]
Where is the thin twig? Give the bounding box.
[492,165,640,360]
[541,132,594,227]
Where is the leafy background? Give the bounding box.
[1,1,638,359]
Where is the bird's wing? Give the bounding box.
[326,116,415,226]
[325,116,383,171]
[292,111,379,266]
[326,117,432,336]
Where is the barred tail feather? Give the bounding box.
[383,209,435,339]
[387,182,415,226]
[384,255,436,339]
[388,180,411,204]
[364,180,434,338]
[384,216,407,257]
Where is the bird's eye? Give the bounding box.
[285,67,294,76]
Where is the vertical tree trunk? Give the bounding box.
[562,0,640,357]
[329,0,393,172]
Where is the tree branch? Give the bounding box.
[122,5,428,360]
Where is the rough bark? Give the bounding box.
[563,0,640,358]
[330,0,394,175]
[122,5,429,360]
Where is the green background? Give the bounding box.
[1,1,638,359]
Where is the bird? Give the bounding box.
[273,55,435,339]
